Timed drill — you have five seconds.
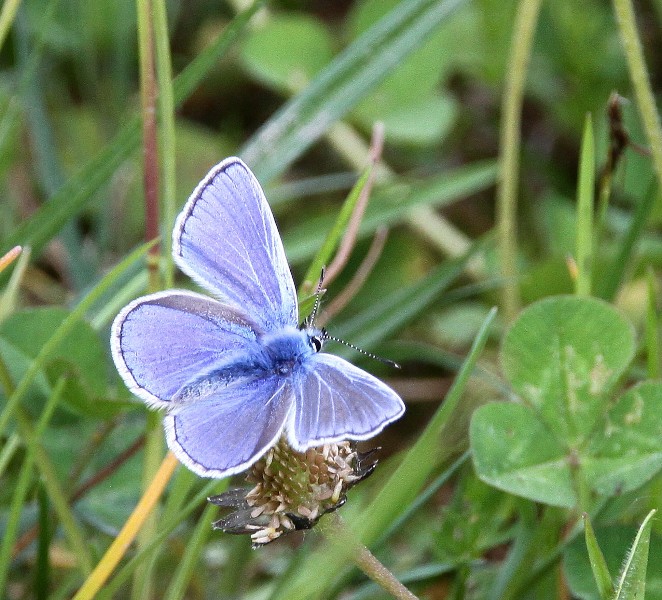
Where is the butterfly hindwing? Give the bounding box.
[165,375,294,478]
[173,157,298,332]
[288,353,405,450]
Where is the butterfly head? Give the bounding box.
[306,327,327,353]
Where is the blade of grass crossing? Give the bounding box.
[583,514,614,600]
[270,308,497,600]
[163,503,218,600]
[241,0,467,183]
[0,239,156,439]
[599,181,658,301]
[301,167,370,292]
[0,378,66,594]
[332,241,486,355]
[613,509,656,600]
[646,268,660,378]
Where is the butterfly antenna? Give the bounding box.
[308,267,326,326]
[321,332,400,369]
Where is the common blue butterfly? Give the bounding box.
[111,157,405,478]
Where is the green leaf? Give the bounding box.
[583,514,614,600]
[470,402,576,508]
[0,308,131,418]
[0,308,106,396]
[241,14,334,93]
[582,382,662,498]
[501,295,635,446]
[353,91,458,147]
[614,510,657,600]
[471,296,662,509]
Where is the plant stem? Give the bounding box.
[153,0,177,288]
[136,1,164,596]
[612,0,662,195]
[137,0,161,293]
[496,0,543,322]
[323,513,419,600]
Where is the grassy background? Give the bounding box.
[1,0,662,598]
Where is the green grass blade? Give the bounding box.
[583,514,614,600]
[0,0,21,52]
[301,166,370,292]
[285,160,496,265]
[0,377,66,593]
[613,509,656,600]
[575,113,595,297]
[162,503,217,600]
[0,239,156,439]
[646,268,660,378]
[333,241,486,353]
[96,480,225,599]
[241,0,467,183]
[0,0,264,261]
[153,0,177,288]
[599,181,658,301]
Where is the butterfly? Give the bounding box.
[111,157,405,478]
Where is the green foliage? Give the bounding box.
[2,0,662,598]
[472,297,662,509]
[564,516,662,600]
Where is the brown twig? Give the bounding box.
[318,227,388,327]
[138,0,161,292]
[70,435,145,503]
[323,122,385,288]
[599,91,650,188]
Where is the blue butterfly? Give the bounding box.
[111,157,405,478]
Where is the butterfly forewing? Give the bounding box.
[173,157,298,332]
[111,290,259,408]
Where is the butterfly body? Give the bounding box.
[172,326,318,401]
[111,157,405,479]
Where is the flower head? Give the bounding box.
[209,437,378,546]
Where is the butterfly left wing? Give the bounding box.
[173,157,297,332]
[165,375,294,478]
[288,353,405,450]
[111,290,260,408]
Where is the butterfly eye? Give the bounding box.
[309,335,323,353]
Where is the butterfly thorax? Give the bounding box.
[261,326,322,376]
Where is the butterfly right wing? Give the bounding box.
[288,353,405,451]
[111,290,261,408]
[165,375,294,478]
